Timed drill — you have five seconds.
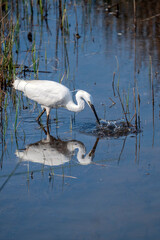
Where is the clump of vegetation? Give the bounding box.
[107,56,141,136]
[0,7,15,88]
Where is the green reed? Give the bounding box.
[3,93,8,141]
[14,95,20,132]
[39,0,44,20]
[61,3,69,36]
[32,41,39,78]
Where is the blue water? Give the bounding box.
[0,1,160,239]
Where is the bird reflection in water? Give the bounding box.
[15,124,99,167]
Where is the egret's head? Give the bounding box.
[76,90,100,125]
[67,140,92,165]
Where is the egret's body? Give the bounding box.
[13,78,100,124]
[16,134,96,166]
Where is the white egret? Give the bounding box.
[15,133,99,166]
[13,78,100,125]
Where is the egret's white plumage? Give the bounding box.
[16,134,97,166]
[13,78,100,124]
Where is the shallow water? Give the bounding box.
[1,1,160,239]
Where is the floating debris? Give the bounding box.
[27,32,32,42]
[75,33,81,39]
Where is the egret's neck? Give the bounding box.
[77,150,92,165]
[66,93,85,112]
[67,141,92,165]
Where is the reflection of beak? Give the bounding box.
[88,102,100,125]
[89,138,99,157]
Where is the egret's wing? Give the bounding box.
[16,144,70,166]
[24,80,70,107]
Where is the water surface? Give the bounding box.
[0,1,160,239]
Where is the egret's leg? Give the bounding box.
[36,108,46,121]
[47,114,50,134]
[47,114,50,125]
[37,114,50,135]
[46,107,51,133]
[37,121,47,135]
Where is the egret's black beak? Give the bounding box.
[88,102,100,125]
